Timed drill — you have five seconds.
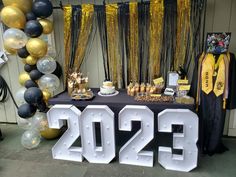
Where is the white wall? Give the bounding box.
[0,0,236,131]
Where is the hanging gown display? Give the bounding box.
[190,52,236,155]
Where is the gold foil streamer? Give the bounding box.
[149,0,164,81]
[74,4,94,69]
[174,0,191,70]
[128,2,139,83]
[63,5,72,84]
[106,4,122,88]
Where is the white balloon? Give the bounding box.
[37,56,57,74]
[38,74,60,92]
[15,87,27,106]
[3,28,28,49]
[21,129,41,149]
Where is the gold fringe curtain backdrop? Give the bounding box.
[74,4,94,69]
[128,2,139,83]
[105,4,122,88]
[63,5,72,84]
[174,0,191,71]
[149,0,164,82]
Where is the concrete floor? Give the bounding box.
[0,124,236,177]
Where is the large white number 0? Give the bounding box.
[158,109,198,172]
[47,105,83,162]
[81,105,115,164]
[119,105,154,167]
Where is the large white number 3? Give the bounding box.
[47,105,83,162]
[158,109,198,172]
[119,105,154,167]
[81,105,115,164]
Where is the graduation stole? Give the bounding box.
[201,53,228,97]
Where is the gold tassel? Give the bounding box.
[128,2,139,83]
[106,4,122,88]
[63,5,72,85]
[74,4,94,69]
[149,0,164,82]
[174,0,191,71]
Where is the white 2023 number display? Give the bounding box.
[119,106,154,167]
[47,105,198,172]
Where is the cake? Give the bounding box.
[100,81,116,95]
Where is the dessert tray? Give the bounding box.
[98,90,119,97]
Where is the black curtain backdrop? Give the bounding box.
[93,0,206,87]
[69,5,82,68]
[161,0,177,81]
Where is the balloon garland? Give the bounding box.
[0,0,62,149]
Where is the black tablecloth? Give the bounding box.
[49,89,195,114]
[49,89,195,150]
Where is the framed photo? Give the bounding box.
[206,32,231,54]
[167,71,179,89]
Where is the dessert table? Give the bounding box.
[48,89,196,149]
[49,89,195,114]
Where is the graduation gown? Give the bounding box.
[190,52,236,155]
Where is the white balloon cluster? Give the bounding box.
[19,112,48,149]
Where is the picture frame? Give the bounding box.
[167,71,179,89]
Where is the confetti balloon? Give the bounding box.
[36,56,56,74]
[21,129,41,149]
[3,28,28,49]
[38,74,60,92]
[31,112,47,131]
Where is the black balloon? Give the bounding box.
[17,47,30,58]
[25,80,38,88]
[24,87,43,104]
[18,103,37,118]
[32,0,53,18]
[29,69,42,80]
[24,64,37,73]
[52,61,62,78]
[24,20,43,38]
[36,100,48,112]
[26,12,37,21]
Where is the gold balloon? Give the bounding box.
[40,127,61,140]
[39,19,54,34]
[42,90,52,102]
[0,6,26,29]
[3,43,17,54]
[2,0,33,14]
[25,55,38,65]
[19,72,30,86]
[26,38,48,58]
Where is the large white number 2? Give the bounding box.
[81,105,115,164]
[47,105,83,162]
[119,105,154,167]
[158,109,198,172]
